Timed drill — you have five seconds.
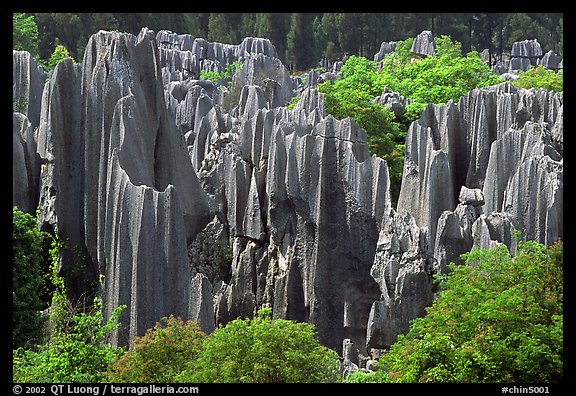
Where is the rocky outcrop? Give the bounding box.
[27,29,212,345]
[398,82,562,274]
[13,27,563,367]
[374,41,397,63]
[411,30,436,57]
[539,50,563,71]
[13,51,47,214]
[509,39,544,72]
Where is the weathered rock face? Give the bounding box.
[398,82,563,274]
[13,51,47,214]
[411,30,436,57]
[509,38,544,72]
[14,28,563,365]
[28,29,212,345]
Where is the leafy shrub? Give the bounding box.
[513,65,563,92]
[318,55,405,203]
[107,315,205,383]
[376,36,505,122]
[176,308,342,383]
[47,44,75,71]
[318,35,503,205]
[200,60,244,86]
[13,233,125,383]
[13,207,49,349]
[349,238,563,383]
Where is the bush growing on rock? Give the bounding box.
[176,308,342,383]
[318,35,504,204]
[513,65,563,92]
[106,315,206,382]
[347,238,563,383]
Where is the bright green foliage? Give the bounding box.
[318,35,503,205]
[376,36,505,122]
[318,55,405,203]
[107,315,206,382]
[13,13,39,58]
[349,239,563,383]
[176,308,342,383]
[47,44,75,71]
[200,60,243,87]
[513,65,563,92]
[13,235,125,383]
[13,301,125,383]
[13,207,48,348]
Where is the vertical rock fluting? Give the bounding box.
[32,29,211,345]
[14,27,563,362]
[13,51,47,214]
[398,83,562,275]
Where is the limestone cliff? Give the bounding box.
[13,28,563,364]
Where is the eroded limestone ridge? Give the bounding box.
[13,28,562,365]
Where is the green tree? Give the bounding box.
[513,65,563,92]
[348,239,563,383]
[176,308,341,383]
[376,35,504,122]
[13,207,49,349]
[47,44,75,71]
[13,235,125,383]
[318,55,405,204]
[286,13,316,71]
[13,13,40,59]
[107,315,205,382]
[207,13,234,44]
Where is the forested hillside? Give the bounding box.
[20,13,563,71]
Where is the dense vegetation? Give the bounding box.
[107,307,340,383]
[347,238,563,383]
[14,13,563,71]
[13,207,125,382]
[13,206,563,383]
[317,35,505,203]
[13,12,563,384]
[13,207,49,349]
[175,308,341,383]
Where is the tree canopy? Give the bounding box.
[15,13,563,72]
[347,238,563,383]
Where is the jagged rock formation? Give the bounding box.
[509,38,544,72]
[13,51,47,214]
[374,41,397,63]
[13,28,563,366]
[397,82,563,274]
[539,50,563,71]
[411,30,436,57]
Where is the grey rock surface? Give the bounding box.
[14,27,563,365]
[411,30,436,57]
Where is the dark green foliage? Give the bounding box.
[18,13,563,76]
[348,239,563,383]
[13,207,48,348]
[107,315,205,383]
[176,308,342,383]
[13,231,125,383]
